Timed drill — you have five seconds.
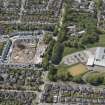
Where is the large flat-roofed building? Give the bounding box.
[94,47,105,67]
[87,47,105,67]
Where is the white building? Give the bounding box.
[87,47,105,67]
[94,47,105,67]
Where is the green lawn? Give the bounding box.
[63,47,83,57]
[98,34,105,46]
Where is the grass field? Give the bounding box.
[98,34,105,46]
[63,47,83,57]
[68,64,87,76]
[57,63,87,77]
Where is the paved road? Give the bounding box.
[18,0,26,22]
[0,89,36,93]
[0,20,56,25]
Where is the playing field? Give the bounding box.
[68,64,87,76]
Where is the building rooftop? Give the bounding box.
[87,56,94,66]
[94,47,105,67]
[87,47,105,67]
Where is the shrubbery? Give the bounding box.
[85,72,105,86]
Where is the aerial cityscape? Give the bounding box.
[0,0,105,105]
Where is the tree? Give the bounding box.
[72,75,84,84]
[94,0,103,11]
[58,26,67,42]
[43,34,52,44]
[86,73,104,85]
[57,70,72,81]
[42,54,49,70]
[51,42,64,64]
[45,39,55,59]
[47,65,57,81]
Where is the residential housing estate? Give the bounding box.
[0,0,105,105]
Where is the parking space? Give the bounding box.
[62,48,97,67]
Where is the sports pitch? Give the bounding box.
[68,64,87,76]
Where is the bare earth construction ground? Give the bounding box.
[10,40,36,64]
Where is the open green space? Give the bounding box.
[68,64,87,76]
[43,0,105,86]
[99,34,105,46]
[55,63,87,82]
[57,63,87,77]
[63,47,83,57]
[56,64,105,85]
[48,62,105,86]
[83,71,105,86]
[63,34,105,57]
